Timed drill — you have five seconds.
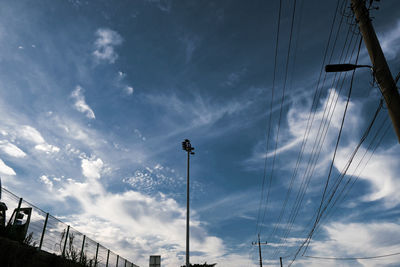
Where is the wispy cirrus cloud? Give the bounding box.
[146,0,172,13]
[93,28,123,64]
[71,86,96,119]
[180,34,201,63]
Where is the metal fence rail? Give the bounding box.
[1,187,139,267]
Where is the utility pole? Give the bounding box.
[252,234,268,267]
[182,139,195,267]
[280,257,283,267]
[351,0,400,143]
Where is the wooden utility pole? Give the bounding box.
[252,234,268,267]
[351,0,400,143]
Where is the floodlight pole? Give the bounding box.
[351,0,400,143]
[182,139,195,267]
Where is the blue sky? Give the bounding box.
[0,0,400,266]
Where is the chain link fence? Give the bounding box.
[1,187,139,267]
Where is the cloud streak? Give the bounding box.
[71,86,96,119]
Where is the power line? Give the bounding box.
[260,0,298,235]
[255,0,283,237]
[271,2,356,257]
[309,37,363,250]
[303,251,400,260]
[310,101,386,240]
[276,31,361,260]
[287,36,364,267]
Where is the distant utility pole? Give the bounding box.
[280,256,283,267]
[182,139,195,267]
[252,234,268,267]
[351,0,400,143]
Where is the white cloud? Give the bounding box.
[81,157,104,179]
[71,85,96,119]
[123,164,182,193]
[299,222,400,267]
[335,143,400,208]
[34,143,60,154]
[39,175,53,190]
[245,89,350,170]
[93,28,123,64]
[18,125,61,154]
[56,178,251,267]
[17,125,60,154]
[0,140,26,158]
[124,86,134,95]
[117,71,126,80]
[19,125,45,144]
[0,158,16,176]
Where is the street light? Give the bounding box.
[325,63,371,72]
[182,139,194,267]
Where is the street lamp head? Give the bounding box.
[325,63,372,72]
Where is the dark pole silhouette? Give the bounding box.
[182,139,195,267]
[252,234,267,267]
[351,0,400,143]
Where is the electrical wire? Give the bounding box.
[268,0,345,248]
[254,0,283,238]
[272,3,356,258]
[288,37,364,266]
[280,24,362,259]
[303,251,400,260]
[260,0,298,236]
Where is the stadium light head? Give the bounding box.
[182,139,194,153]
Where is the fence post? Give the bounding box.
[80,235,86,263]
[106,249,110,267]
[125,259,127,267]
[116,255,119,267]
[95,242,99,267]
[11,197,22,225]
[62,225,70,257]
[38,213,49,250]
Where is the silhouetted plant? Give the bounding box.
[23,232,37,247]
[57,229,98,267]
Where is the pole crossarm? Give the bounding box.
[351,0,400,143]
[252,234,268,267]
